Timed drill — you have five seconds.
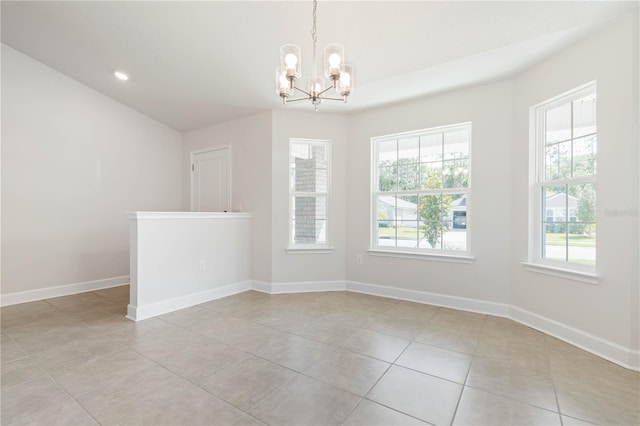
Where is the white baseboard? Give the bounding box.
[346,280,511,317]
[269,280,346,294]
[510,306,640,371]
[251,280,272,294]
[0,275,130,307]
[126,280,252,322]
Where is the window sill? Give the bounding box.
[367,249,475,264]
[521,262,600,285]
[286,247,335,254]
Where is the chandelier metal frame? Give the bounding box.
[276,0,354,111]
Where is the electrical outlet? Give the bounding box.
[199,260,206,271]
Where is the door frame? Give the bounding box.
[189,145,232,212]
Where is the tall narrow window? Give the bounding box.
[289,139,331,249]
[531,82,597,271]
[372,123,471,255]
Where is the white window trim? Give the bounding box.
[527,81,599,278]
[368,249,475,264]
[370,122,472,260]
[287,138,332,252]
[521,262,600,285]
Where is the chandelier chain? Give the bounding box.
[311,0,318,84]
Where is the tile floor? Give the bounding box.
[1,287,639,425]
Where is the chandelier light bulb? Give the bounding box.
[324,43,345,80]
[285,53,298,69]
[280,44,301,79]
[276,67,293,98]
[328,53,341,68]
[309,76,325,96]
[337,64,354,96]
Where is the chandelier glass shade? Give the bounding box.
[275,0,354,110]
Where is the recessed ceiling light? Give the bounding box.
[114,70,129,81]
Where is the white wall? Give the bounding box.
[510,13,639,356]
[1,45,183,299]
[346,81,513,306]
[128,212,251,321]
[182,112,273,283]
[270,110,348,285]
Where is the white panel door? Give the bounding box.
[191,147,230,212]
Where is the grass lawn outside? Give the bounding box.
[544,232,595,247]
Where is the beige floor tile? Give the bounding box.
[214,322,288,353]
[367,365,462,425]
[343,399,429,425]
[475,338,551,373]
[1,301,62,329]
[1,376,72,424]
[80,310,135,334]
[431,307,486,328]
[285,301,335,320]
[104,317,186,346]
[550,346,640,395]
[414,323,479,354]
[560,415,595,425]
[365,316,425,341]
[255,334,331,372]
[31,335,126,371]
[134,334,249,382]
[46,348,157,397]
[4,316,97,354]
[45,292,114,314]
[92,285,130,302]
[233,414,268,426]
[480,321,547,348]
[380,300,439,322]
[256,310,319,334]
[66,304,125,323]
[198,355,298,411]
[295,320,358,345]
[554,373,640,425]
[186,313,253,339]
[1,357,47,390]
[304,348,390,396]
[453,387,561,425]
[249,375,361,425]
[339,329,410,363]
[322,310,379,329]
[156,305,226,328]
[1,332,27,364]
[482,316,546,341]
[6,396,98,426]
[466,357,558,411]
[395,342,472,384]
[76,364,243,425]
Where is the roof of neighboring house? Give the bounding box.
[378,196,417,210]
[545,192,579,208]
[452,196,467,207]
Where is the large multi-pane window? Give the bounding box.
[289,139,330,248]
[372,123,471,254]
[532,82,597,270]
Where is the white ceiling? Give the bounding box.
[2,1,638,132]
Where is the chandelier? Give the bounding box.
[275,0,354,111]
